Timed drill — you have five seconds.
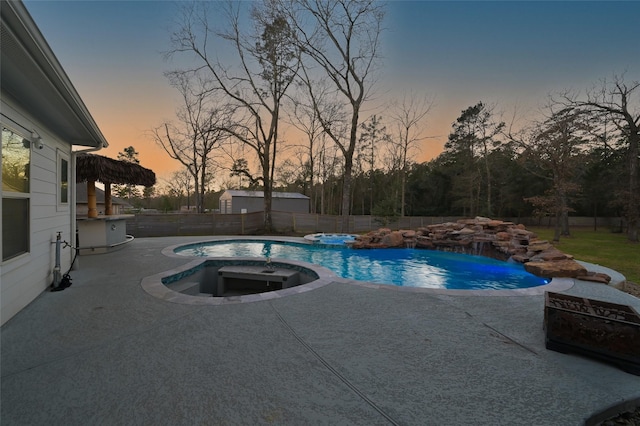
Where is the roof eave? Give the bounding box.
[0,0,108,148]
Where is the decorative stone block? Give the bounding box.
[544,292,640,375]
[524,259,587,278]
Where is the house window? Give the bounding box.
[59,154,69,204]
[2,198,29,260]
[2,126,31,261]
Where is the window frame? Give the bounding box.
[57,149,70,210]
[2,124,32,262]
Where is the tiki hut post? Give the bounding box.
[87,180,98,218]
[104,182,112,215]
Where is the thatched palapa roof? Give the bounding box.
[76,154,156,187]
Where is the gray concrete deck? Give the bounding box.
[2,236,639,425]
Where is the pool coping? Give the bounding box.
[138,236,589,304]
[141,256,339,305]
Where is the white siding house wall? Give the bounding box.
[1,99,74,325]
[2,0,108,324]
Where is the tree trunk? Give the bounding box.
[485,156,492,216]
[400,168,406,217]
[263,168,273,232]
[627,131,639,242]
[553,211,561,242]
[309,158,315,214]
[559,191,570,237]
[561,211,570,236]
[341,160,353,233]
[264,186,273,232]
[199,166,208,213]
[193,176,201,213]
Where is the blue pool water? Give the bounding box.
[175,240,548,290]
[313,234,357,245]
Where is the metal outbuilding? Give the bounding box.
[219,190,310,214]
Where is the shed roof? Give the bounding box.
[223,190,310,200]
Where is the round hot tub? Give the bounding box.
[303,233,357,245]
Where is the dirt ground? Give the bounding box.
[617,281,640,299]
[598,406,640,426]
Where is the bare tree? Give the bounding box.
[286,0,385,230]
[516,106,591,241]
[286,94,326,212]
[151,73,229,213]
[389,93,434,216]
[166,1,299,230]
[316,135,342,214]
[560,76,640,242]
[160,169,192,211]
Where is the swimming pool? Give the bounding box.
[304,233,357,245]
[174,240,548,290]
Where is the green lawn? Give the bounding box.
[528,227,640,284]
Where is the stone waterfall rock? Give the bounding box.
[524,260,588,278]
[352,217,610,281]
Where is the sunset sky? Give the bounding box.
[24,0,640,185]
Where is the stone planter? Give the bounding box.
[544,292,640,375]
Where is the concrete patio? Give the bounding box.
[1,236,639,425]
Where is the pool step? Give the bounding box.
[168,281,200,294]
